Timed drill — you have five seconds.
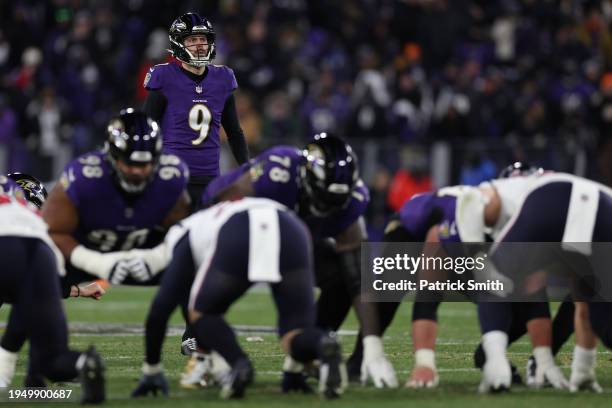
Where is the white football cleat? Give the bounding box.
[180,353,213,389]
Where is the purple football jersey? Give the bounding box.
[398,192,459,243]
[60,151,189,251]
[202,144,368,238]
[144,62,238,178]
[202,145,303,209]
[305,180,370,239]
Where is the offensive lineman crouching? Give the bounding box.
[0,182,105,404]
[132,198,347,399]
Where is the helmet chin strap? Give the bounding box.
[182,44,214,67]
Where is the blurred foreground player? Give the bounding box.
[132,198,347,399]
[42,109,190,289]
[203,134,397,388]
[478,172,612,393]
[0,174,105,388]
[0,180,105,403]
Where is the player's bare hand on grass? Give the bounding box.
[406,366,439,389]
[79,282,106,300]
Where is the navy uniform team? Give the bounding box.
[1,10,611,405]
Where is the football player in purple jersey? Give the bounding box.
[203,134,399,390]
[143,12,249,209]
[41,109,190,289]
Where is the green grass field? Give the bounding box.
[1,286,612,407]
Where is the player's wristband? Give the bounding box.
[363,335,385,360]
[142,363,163,375]
[415,349,436,370]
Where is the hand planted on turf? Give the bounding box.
[569,366,602,393]
[478,359,511,393]
[406,366,439,389]
[535,362,569,389]
[131,372,169,397]
[78,282,105,300]
[361,355,398,388]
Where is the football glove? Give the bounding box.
[360,336,398,388]
[569,345,602,393]
[132,370,168,397]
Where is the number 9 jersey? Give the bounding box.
[144,62,238,178]
[60,151,189,252]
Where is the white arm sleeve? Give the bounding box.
[70,245,131,279]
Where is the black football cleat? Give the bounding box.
[510,362,523,385]
[345,354,362,383]
[220,358,254,399]
[77,346,105,404]
[318,334,347,399]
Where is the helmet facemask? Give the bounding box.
[299,137,358,218]
[106,110,162,195]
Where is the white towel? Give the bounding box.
[248,207,281,282]
[562,180,599,255]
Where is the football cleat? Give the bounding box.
[318,334,347,399]
[180,353,213,389]
[77,346,106,404]
[281,371,313,394]
[219,358,254,399]
[510,363,523,385]
[526,355,537,387]
[346,356,362,383]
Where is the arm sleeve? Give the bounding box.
[221,94,249,165]
[142,89,168,123]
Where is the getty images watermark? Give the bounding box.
[360,242,612,302]
[370,252,505,293]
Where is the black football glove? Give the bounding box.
[131,372,169,397]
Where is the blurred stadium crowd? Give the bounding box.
[1,0,612,235]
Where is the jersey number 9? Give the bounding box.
[189,104,212,145]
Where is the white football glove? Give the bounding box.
[360,336,398,388]
[569,346,602,393]
[478,358,511,393]
[533,346,568,389]
[478,331,511,393]
[108,259,133,285]
[125,258,153,282]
